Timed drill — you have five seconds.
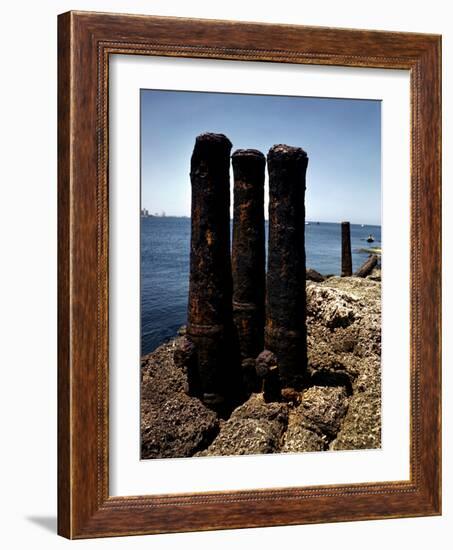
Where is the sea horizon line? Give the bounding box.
[141,214,381,227]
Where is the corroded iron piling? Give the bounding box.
[187,133,233,408]
[256,350,281,402]
[341,221,353,277]
[355,253,378,278]
[265,144,309,389]
[231,149,266,392]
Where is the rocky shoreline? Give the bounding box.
[141,269,381,459]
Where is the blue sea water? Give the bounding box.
[141,218,381,355]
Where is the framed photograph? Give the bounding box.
[58,11,441,538]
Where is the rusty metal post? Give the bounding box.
[341,221,353,277]
[231,149,266,392]
[265,144,309,389]
[355,254,379,278]
[187,133,233,408]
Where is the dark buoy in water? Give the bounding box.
[367,234,375,243]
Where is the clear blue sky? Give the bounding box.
[141,89,381,225]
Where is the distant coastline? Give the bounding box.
[141,214,190,219]
[141,214,381,226]
[141,208,189,219]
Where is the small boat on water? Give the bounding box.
[367,234,375,243]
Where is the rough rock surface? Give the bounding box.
[141,338,219,459]
[199,418,281,455]
[196,394,288,456]
[306,268,325,282]
[140,275,381,458]
[298,386,349,437]
[306,276,381,450]
[367,266,381,282]
[281,422,327,453]
[280,385,349,453]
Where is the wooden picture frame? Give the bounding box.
[58,11,441,539]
